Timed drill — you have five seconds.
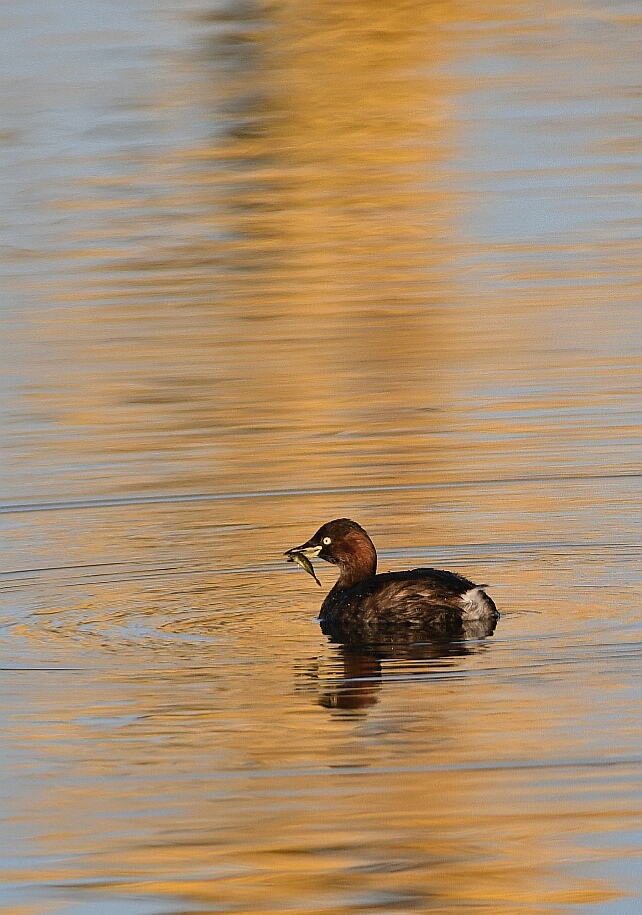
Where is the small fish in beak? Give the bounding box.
[285,550,322,587]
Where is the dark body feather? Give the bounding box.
[321,569,478,640]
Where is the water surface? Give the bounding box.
[1,1,641,913]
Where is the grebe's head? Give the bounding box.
[285,519,377,588]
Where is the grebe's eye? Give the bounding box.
[322,536,332,545]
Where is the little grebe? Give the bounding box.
[285,518,498,642]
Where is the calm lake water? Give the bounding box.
[1,1,641,913]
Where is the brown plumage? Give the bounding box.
[285,518,498,644]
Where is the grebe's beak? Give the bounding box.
[284,540,322,560]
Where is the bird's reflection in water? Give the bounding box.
[317,617,498,711]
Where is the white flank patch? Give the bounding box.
[460,587,496,620]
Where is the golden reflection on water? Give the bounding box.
[1,0,641,913]
[27,0,466,503]
[4,612,635,914]
[9,0,638,507]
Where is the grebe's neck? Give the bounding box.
[333,532,377,591]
